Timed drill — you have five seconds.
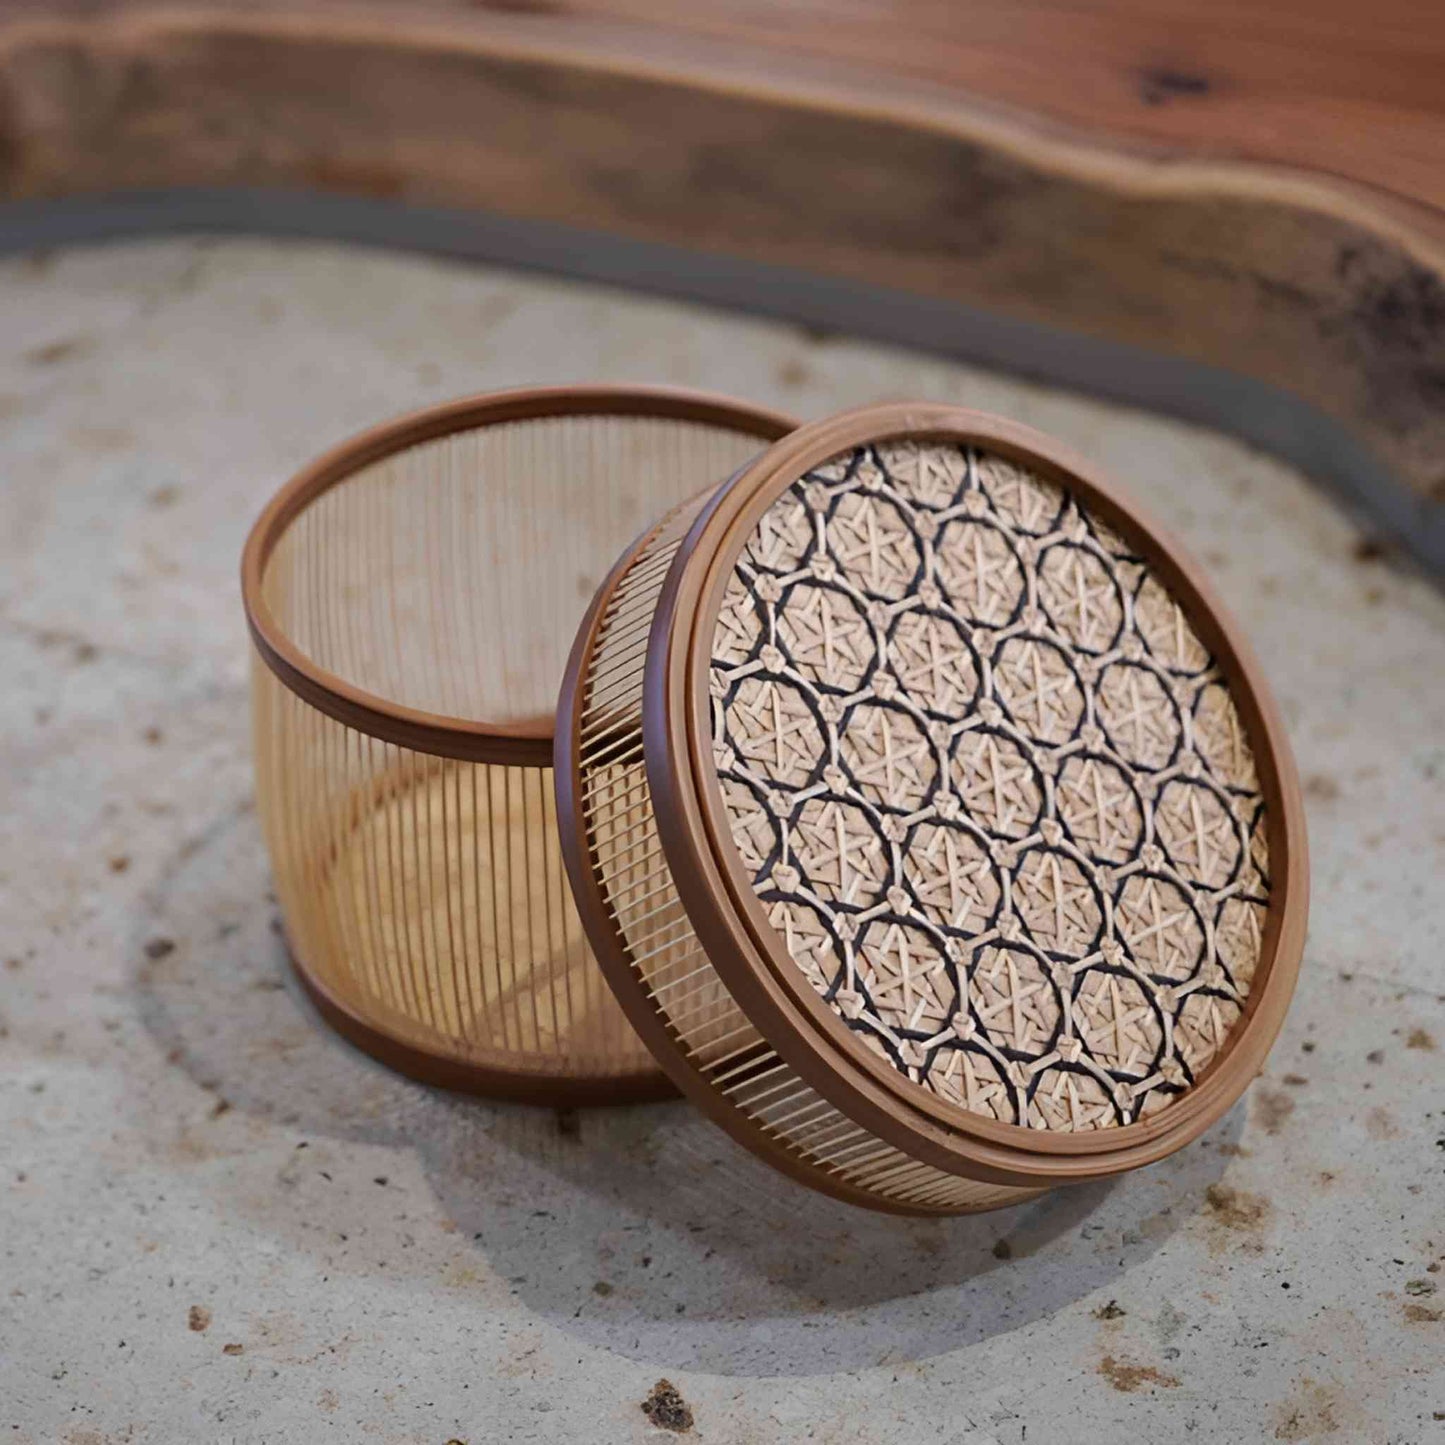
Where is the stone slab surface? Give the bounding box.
[0,238,1441,1443]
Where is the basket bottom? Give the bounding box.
[285,932,678,1105]
[277,759,675,1105]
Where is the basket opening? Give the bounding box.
[259,412,769,729]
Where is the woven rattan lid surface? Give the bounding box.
[702,425,1289,1138]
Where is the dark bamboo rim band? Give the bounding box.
[283,923,679,1106]
[241,385,797,765]
[643,403,1307,1187]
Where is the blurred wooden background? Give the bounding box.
[1,2,1442,565]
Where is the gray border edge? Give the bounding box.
[2,187,1440,578]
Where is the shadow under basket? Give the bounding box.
[242,386,796,1104]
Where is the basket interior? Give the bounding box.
[260,412,772,727]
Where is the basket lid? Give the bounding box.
[561,402,1307,1189]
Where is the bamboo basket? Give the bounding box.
[557,402,1307,1209]
[242,387,795,1102]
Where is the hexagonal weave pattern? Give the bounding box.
[709,441,1269,1131]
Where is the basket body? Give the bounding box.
[557,403,1306,1209]
[244,387,794,1102]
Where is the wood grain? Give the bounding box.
[498,0,1445,218]
[0,4,1442,532]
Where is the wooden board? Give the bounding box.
[1,3,1442,558]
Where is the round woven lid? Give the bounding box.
[561,402,1306,1195]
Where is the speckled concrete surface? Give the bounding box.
[1,238,1442,1444]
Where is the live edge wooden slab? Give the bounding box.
[1,4,1442,569]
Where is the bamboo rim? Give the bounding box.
[241,385,798,765]
[635,402,1307,1186]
